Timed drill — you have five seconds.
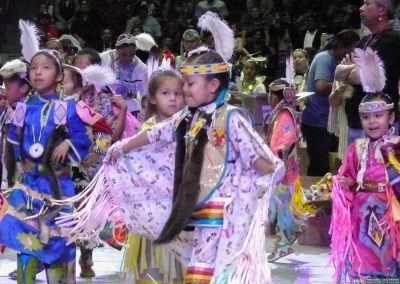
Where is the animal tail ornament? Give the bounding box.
[353,47,386,93]
[53,165,120,244]
[19,19,40,62]
[197,11,234,61]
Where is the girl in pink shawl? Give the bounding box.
[330,47,400,282]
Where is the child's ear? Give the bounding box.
[209,78,221,93]
[20,83,30,95]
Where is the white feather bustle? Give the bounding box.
[197,11,234,61]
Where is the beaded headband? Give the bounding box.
[180,62,229,75]
[358,100,394,113]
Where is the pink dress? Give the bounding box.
[331,137,400,281]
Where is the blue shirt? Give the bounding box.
[301,50,337,128]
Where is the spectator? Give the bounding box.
[301,29,359,176]
[301,14,323,60]
[97,0,127,37]
[70,0,101,50]
[335,0,400,145]
[100,28,114,52]
[241,6,271,44]
[35,12,59,45]
[194,0,229,19]
[175,29,200,69]
[125,2,162,40]
[101,33,148,100]
[54,0,79,33]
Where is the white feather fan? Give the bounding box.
[135,33,157,51]
[19,19,40,62]
[353,47,386,93]
[81,65,116,91]
[197,11,234,61]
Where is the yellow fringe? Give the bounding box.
[388,152,400,172]
[289,178,317,219]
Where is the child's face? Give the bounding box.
[73,55,92,69]
[4,79,27,104]
[30,54,63,94]
[268,92,280,108]
[293,51,308,73]
[360,110,395,140]
[63,69,80,96]
[243,62,257,81]
[183,75,219,108]
[151,77,184,120]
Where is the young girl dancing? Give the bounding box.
[330,47,400,282]
[122,70,186,283]
[55,48,285,283]
[264,79,308,262]
[0,49,91,283]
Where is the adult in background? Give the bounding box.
[301,30,359,176]
[335,0,400,145]
[54,0,79,33]
[101,34,148,100]
[195,0,229,19]
[175,29,200,69]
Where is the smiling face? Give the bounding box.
[360,109,394,140]
[182,75,219,108]
[151,77,185,121]
[29,54,63,94]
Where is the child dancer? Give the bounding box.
[330,47,400,282]
[0,49,91,283]
[122,70,185,283]
[0,50,91,283]
[264,79,306,262]
[56,48,285,283]
[239,59,266,96]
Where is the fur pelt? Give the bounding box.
[155,115,210,244]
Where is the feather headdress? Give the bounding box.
[134,33,157,51]
[19,19,40,62]
[0,59,28,79]
[81,65,116,92]
[353,47,386,93]
[197,11,234,61]
[285,44,294,86]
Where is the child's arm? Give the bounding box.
[253,157,276,174]
[51,140,70,164]
[110,95,127,141]
[110,130,151,160]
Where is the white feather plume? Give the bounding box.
[81,65,116,91]
[146,54,159,80]
[285,45,294,85]
[135,33,157,51]
[160,57,172,71]
[353,47,386,93]
[0,59,27,79]
[19,19,40,62]
[197,11,234,61]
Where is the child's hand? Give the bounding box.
[104,141,125,164]
[51,140,70,165]
[336,175,355,188]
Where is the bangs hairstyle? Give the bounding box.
[63,65,83,90]
[147,70,183,116]
[184,51,230,93]
[31,49,63,73]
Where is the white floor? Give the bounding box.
[0,236,333,283]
